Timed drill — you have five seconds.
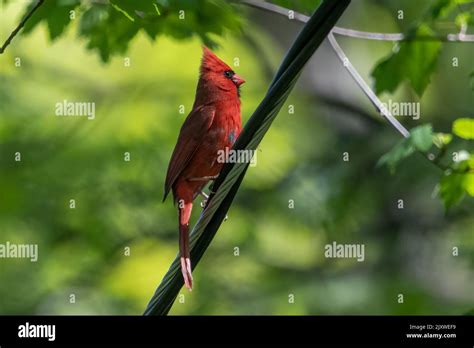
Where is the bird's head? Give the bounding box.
[199,46,245,97]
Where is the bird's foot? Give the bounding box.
[200,191,209,208]
[199,190,228,220]
[180,257,193,291]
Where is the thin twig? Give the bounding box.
[240,0,474,174]
[241,0,474,42]
[241,0,410,138]
[327,33,410,138]
[332,27,474,42]
[0,0,45,54]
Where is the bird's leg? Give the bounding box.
[199,189,228,220]
[199,184,218,209]
[188,175,218,208]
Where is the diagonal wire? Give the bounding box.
[144,0,351,315]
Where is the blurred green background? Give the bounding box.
[0,0,473,315]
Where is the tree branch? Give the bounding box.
[0,0,45,54]
[332,27,474,42]
[241,0,474,42]
[326,33,410,138]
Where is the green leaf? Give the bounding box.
[18,0,242,62]
[143,0,351,315]
[78,5,140,62]
[378,124,434,173]
[429,0,453,19]
[439,156,474,209]
[460,155,474,196]
[410,124,433,151]
[468,156,474,169]
[440,173,466,209]
[439,169,474,209]
[452,118,474,139]
[465,173,474,196]
[433,132,453,148]
[22,0,81,41]
[371,25,442,97]
[377,139,415,174]
[455,12,471,29]
[430,0,473,19]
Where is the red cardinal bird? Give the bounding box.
[163,47,245,290]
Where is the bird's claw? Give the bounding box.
[200,191,209,208]
[199,190,228,219]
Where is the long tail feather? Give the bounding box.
[178,200,193,290]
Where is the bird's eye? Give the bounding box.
[224,70,234,79]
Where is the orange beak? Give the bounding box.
[232,74,245,87]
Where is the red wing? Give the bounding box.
[163,105,215,201]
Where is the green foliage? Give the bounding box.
[371,0,474,97]
[453,118,474,140]
[440,170,474,210]
[371,25,441,97]
[455,12,471,29]
[268,0,321,14]
[22,0,81,41]
[20,0,242,62]
[410,123,434,151]
[429,0,457,19]
[78,4,140,62]
[440,173,466,209]
[465,172,474,196]
[429,0,473,20]
[433,133,452,148]
[378,124,433,172]
[380,119,473,210]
